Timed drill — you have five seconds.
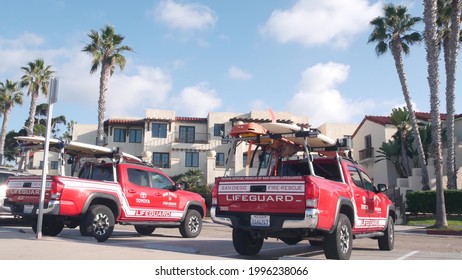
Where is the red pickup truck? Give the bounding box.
[211,122,395,260]
[4,137,206,242]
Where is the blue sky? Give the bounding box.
[0,0,456,134]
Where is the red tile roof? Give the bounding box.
[352,112,451,138]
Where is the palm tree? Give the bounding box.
[437,0,462,189]
[82,24,133,146]
[424,0,448,228]
[368,4,430,190]
[376,139,407,178]
[390,107,412,176]
[20,58,54,134]
[0,80,23,165]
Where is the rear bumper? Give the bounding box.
[3,199,60,216]
[210,206,319,230]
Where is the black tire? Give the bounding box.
[324,214,352,260]
[232,228,264,256]
[309,240,323,247]
[135,225,156,235]
[179,209,202,238]
[280,237,302,245]
[85,205,115,242]
[79,215,92,236]
[378,216,394,251]
[31,217,64,236]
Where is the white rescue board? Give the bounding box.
[15,136,142,162]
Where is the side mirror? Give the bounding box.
[375,183,388,193]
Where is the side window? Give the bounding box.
[91,166,114,181]
[149,172,173,190]
[360,170,374,191]
[348,166,364,189]
[127,168,149,187]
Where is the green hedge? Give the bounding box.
[406,190,462,214]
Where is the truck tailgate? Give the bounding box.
[6,176,51,204]
[216,176,306,214]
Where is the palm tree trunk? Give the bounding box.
[27,90,39,132]
[96,64,110,146]
[0,107,11,165]
[391,44,430,190]
[424,0,447,228]
[445,0,462,190]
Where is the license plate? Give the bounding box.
[250,215,270,227]
[23,205,34,214]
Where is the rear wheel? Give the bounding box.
[179,209,202,238]
[31,217,64,236]
[232,228,264,256]
[324,214,352,260]
[378,216,394,250]
[135,225,156,235]
[85,205,114,242]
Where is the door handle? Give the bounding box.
[155,192,162,196]
[127,189,136,193]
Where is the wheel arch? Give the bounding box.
[182,201,205,220]
[81,193,120,218]
[329,197,354,234]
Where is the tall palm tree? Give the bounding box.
[82,24,133,146]
[424,0,448,228]
[20,58,54,134]
[437,0,462,189]
[0,80,23,165]
[368,4,430,190]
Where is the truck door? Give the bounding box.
[359,170,388,230]
[147,171,181,221]
[121,167,157,221]
[347,165,375,232]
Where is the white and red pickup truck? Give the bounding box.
[211,122,395,260]
[4,137,206,242]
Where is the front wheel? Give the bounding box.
[378,216,394,251]
[232,228,264,256]
[324,213,352,260]
[179,209,202,238]
[84,205,115,242]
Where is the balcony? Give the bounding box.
[174,132,210,144]
[359,147,374,161]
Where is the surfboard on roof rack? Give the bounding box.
[14,136,142,163]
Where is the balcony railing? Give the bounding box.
[359,147,374,161]
[174,132,210,144]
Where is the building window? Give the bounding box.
[50,161,59,170]
[365,134,372,148]
[129,129,142,143]
[152,123,167,138]
[179,126,195,143]
[214,123,225,137]
[216,153,225,166]
[114,128,126,142]
[186,152,199,167]
[153,153,170,168]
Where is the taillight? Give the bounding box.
[211,182,218,205]
[305,177,319,208]
[50,177,64,200]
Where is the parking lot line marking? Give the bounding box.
[397,250,419,260]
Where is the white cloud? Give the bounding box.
[286,62,375,127]
[227,66,252,80]
[171,83,222,117]
[152,0,217,32]
[259,0,382,48]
